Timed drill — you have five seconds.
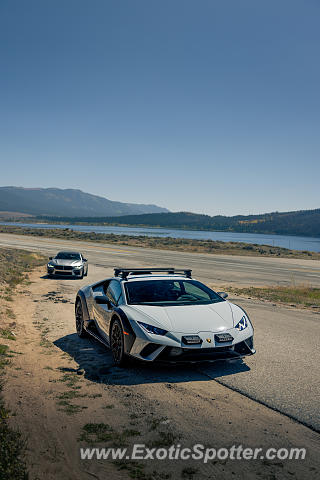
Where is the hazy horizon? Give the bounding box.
[1,1,319,216]
[1,185,319,218]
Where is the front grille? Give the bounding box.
[56,265,73,271]
[55,270,73,275]
[158,346,237,362]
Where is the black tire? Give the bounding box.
[85,266,88,276]
[110,319,127,366]
[75,300,88,338]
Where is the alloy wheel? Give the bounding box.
[111,322,123,363]
[76,302,84,336]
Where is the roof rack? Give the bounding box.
[114,268,192,280]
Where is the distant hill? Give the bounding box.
[0,187,169,217]
[40,209,320,237]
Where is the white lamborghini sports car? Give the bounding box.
[75,268,255,366]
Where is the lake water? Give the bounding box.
[1,221,320,253]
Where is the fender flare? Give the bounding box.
[76,290,90,325]
[110,308,136,354]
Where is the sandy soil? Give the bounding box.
[2,265,319,480]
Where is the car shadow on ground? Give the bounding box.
[41,274,81,280]
[54,333,250,386]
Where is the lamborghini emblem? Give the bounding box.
[206,338,212,343]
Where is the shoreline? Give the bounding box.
[0,224,319,260]
[1,217,320,240]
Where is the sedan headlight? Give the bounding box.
[47,263,54,268]
[235,315,248,331]
[138,321,167,336]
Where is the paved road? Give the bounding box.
[1,232,320,431]
[1,232,320,287]
[199,298,320,432]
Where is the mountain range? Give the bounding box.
[0,187,169,217]
[1,186,319,237]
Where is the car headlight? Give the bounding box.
[235,315,248,331]
[138,321,167,336]
[47,263,54,268]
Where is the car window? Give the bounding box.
[117,293,124,306]
[55,252,81,260]
[124,279,224,306]
[183,281,211,301]
[106,280,123,306]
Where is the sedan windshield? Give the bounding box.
[124,279,225,306]
[55,252,81,260]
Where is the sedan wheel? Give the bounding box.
[75,301,87,338]
[111,319,127,366]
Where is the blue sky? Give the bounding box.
[0,0,319,216]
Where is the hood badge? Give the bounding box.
[206,338,212,343]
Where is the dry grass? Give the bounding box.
[0,248,45,288]
[228,285,320,308]
[0,248,46,479]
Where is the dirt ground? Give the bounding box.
[2,265,320,480]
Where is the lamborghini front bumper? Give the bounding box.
[129,336,255,363]
[155,337,255,363]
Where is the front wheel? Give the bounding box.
[75,301,88,338]
[110,319,127,366]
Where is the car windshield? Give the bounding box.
[55,252,81,260]
[124,279,225,306]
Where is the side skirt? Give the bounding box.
[86,322,110,348]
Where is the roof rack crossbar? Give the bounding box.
[114,268,192,280]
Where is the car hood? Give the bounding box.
[51,259,81,266]
[123,301,241,333]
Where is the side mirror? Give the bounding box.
[94,295,110,306]
[49,256,53,260]
[217,291,228,299]
[83,258,87,262]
